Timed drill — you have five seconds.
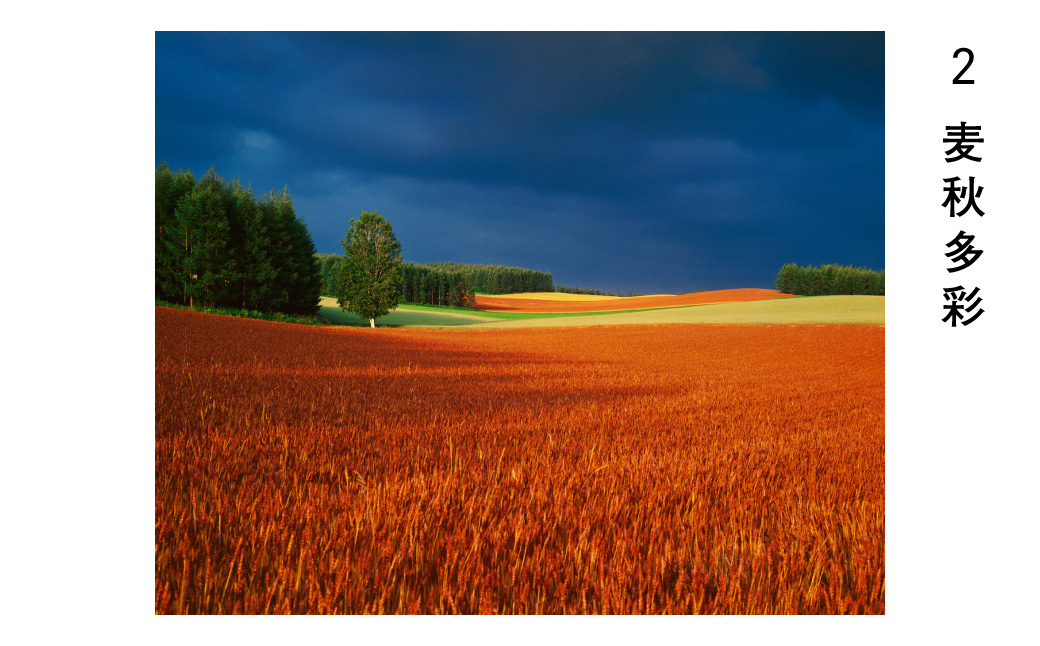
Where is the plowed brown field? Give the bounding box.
[474,288,798,312]
[155,306,884,614]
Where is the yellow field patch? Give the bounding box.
[430,296,886,329]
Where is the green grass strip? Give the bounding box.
[319,305,493,327]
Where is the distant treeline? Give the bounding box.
[426,261,554,294]
[774,263,885,296]
[316,255,479,309]
[555,285,651,297]
[316,253,344,297]
[156,163,321,314]
[401,263,477,309]
[317,256,554,306]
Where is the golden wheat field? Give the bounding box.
[155,306,884,614]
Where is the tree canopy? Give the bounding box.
[774,263,885,296]
[336,211,403,327]
[155,162,321,314]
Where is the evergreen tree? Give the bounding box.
[316,254,343,297]
[774,263,884,296]
[155,163,322,313]
[155,161,176,300]
[259,188,320,314]
[198,167,241,307]
[237,184,280,310]
[169,180,229,309]
[155,163,197,302]
[418,271,428,305]
[281,193,322,314]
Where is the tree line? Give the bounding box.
[774,263,885,296]
[424,261,554,294]
[156,163,322,314]
[401,263,477,309]
[316,253,344,297]
[317,256,555,308]
[554,285,651,297]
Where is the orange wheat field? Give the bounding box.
[155,306,884,614]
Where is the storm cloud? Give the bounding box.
[156,32,883,293]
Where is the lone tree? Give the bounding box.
[335,211,403,327]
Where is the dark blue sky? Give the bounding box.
[156,32,883,293]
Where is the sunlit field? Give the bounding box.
[320,293,884,329]
[459,295,886,329]
[156,306,884,614]
[475,288,797,313]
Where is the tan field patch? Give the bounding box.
[418,295,885,329]
[475,288,797,313]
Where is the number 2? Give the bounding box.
[953,48,975,84]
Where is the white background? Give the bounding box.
[2,1,1036,643]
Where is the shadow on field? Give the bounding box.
[156,306,650,438]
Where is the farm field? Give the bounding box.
[320,293,885,329]
[155,306,885,614]
[320,289,884,329]
[318,297,494,327]
[459,295,886,329]
[475,288,796,313]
